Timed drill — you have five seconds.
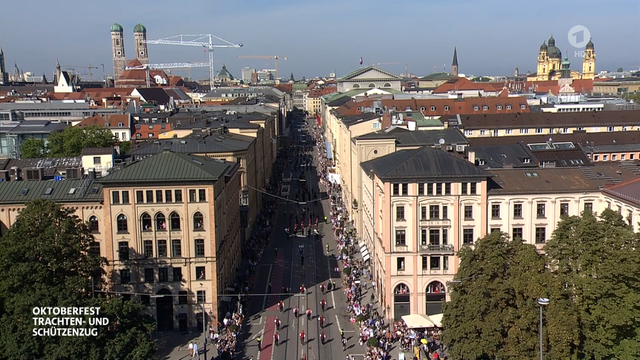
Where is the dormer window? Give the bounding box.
[473,105,479,111]
[482,105,489,111]
[523,158,531,164]
[105,123,110,127]
[118,122,124,127]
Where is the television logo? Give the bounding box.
[568,25,591,58]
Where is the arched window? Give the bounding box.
[156,213,166,231]
[393,283,410,320]
[116,214,128,233]
[426,281,446,315]
[383,83,391,87]
[88,216,99,232]
[193,212,204,230]
[141,213,151,231]
[368,83,375,88]
[353,84,360,89]
[170,212,181,230]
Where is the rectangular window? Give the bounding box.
[178,291,188,304]
[198,189,206,202]
[470,183,477,195]
[174,190,182,202]
[158,240,167,257]
[513,203,523,218]
[140,295,150,305]
[395,230,406,246]
[93,156,101,165]
[143,240,153,258]
[421,229,427,246]
[422,256,428,270]
[397,257,405,271]
[461,183,467,195]
[396,206,405,221]
[429,205,439,219]
[418,183,424,195]
[195,239,205,257]
[402,183,408,195]
[392,184,399,195]
[120,269,130,284]
[189,189,197,202]
[560,203,569,216]
[463,229,474,245]
[118,241,129,261]
[442,206,448,219]
[136,190,144,203]
[172,240,181,258]
[89,242,100,257]
[196,266,206,280]
[444,183,451,195]
[112,191,120,204]
[491,204,500,218]
[165,190,172,203]
[146,190,153,203]
[159,268,169,282]
[421,206,427,220]
[144,268,154,283]
[173,267,182,282]
[443,256,449,270]
[426,183,432,195]
[430,256,440,270]
[442,229,448,245]
[512,227,523,241]
[464,205,473,219]
[429,229,440,245]
[537,203,546,218]
[434,183,442,195]
[155,190,163,203]
[197,290,206,304]
[535,227,546,244]
[584,202,593,213]
[491,227,501,233]
[121,191,129,204]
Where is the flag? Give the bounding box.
[359,57,363,65]
[316,113,321,127]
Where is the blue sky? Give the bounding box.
[1,0,639,81]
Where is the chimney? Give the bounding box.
[468,150,476,164]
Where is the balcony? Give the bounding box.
[419,218,451,227]
[419,244,455,254]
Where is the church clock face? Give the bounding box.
[140,51,145,56]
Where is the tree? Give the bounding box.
[442,231,546,360]
[118,141,131,154]
[544,209,640,359]
[0,200,156,360]
[48,125,115,157]
[20,137,47,158]
[617,67,624,72]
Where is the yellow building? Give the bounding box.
[533,36,595,81]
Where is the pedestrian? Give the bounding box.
[192,342,198,358]
[188,342,194,357]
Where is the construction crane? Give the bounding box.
[237,55,288,84]
[124,62,208,88]
[144,34,242,87]
[62,64,100,81]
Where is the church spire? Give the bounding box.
[451,47,459,77]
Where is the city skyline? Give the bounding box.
[1,0,639,81]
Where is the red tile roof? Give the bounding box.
[432,77,505,94]
[77,114,131,129]
[308,86,338,98]
[525,79,593,94]
[602,177,640,205]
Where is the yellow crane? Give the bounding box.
[237,55,288,84]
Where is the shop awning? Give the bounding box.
[363,253,370,262]
[359,242,370,262]
[402,314,435,329]
[325,141,333,159]
[429,313,443,328]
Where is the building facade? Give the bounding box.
[99,151,242,331]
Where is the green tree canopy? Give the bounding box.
[0,200,156,360]
[47,125,115,157]
[20,137,47,158]
[544,209,640,359]
[442,231,547,360]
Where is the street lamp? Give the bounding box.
[537,297,550,360]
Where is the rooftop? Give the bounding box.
[0,179,103,204]
[356,127,468,146]
[459,110,640,129]
[361,146,488,181]
[127,132,254,156]
[100,151,234,184]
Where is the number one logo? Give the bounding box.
[568,25,590,48]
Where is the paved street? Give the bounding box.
[237,117,361,360]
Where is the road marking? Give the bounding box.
[258,316,263,325]
[335,314,355,333]
[262,264,272,310]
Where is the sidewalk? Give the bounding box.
[155,331,214,360]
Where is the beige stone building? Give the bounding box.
[99,151,241,331]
